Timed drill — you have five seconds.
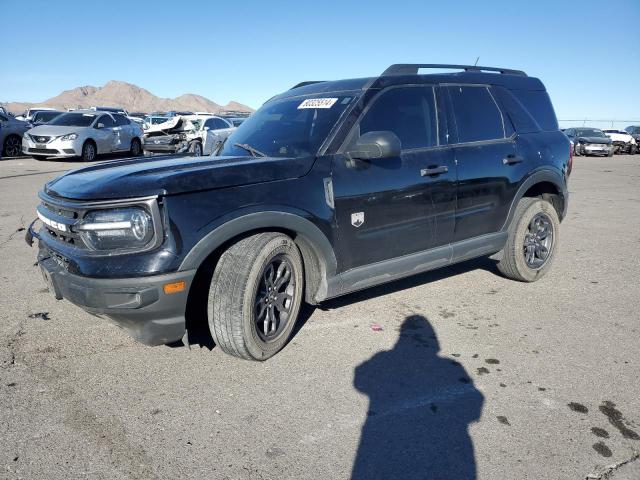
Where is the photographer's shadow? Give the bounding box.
[352,315,484,480]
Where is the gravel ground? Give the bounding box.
[0,155,639,479]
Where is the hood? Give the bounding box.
[45,154,316,201]
[576,136,612,144]
[28,124,87,136]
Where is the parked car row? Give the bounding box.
[563,126,639,156]
[0,106,251,160]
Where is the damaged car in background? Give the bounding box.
[143,115,235,156]
[564,127,614,157]
[603,129,637,154]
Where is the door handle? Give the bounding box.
[503,155,523,165]
[421,165,448,176]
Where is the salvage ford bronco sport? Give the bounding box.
[27,64,570,361]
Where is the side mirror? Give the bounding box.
[95,122,105,129]
[203,126,210,131]
[348,131,401,160]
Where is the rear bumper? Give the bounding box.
[29,221,195,346]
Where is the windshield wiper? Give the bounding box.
[234,143,267,158]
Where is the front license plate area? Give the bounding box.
[36,143,46,149]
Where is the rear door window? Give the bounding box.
[358,86,438,150]
[98,115,116,128]
[447,86,505,143]
[113,114,130,126]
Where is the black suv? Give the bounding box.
[27,64,571,361]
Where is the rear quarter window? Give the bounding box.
[509,89,558,131]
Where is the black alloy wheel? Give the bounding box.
[523,212,554,269]
[254,255,296,342]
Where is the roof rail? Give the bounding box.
[290,81,326,90]
[382,64,527,77]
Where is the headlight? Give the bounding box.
[77,207,154,251]
[60,133,78,141]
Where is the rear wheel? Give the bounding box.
[207,233,304,361]
[496,197,559,282]
[81,141,96,162]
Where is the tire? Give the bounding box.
[81,141,96,162]
[32,155,48,161]
[130,138,142,157]
[630,145,638,155]
[496,197,560,282]
[3,135,22,157]
[189,141,203,157]
[573,143,581,157]
[208,233,304,361]
[607,149,614,157]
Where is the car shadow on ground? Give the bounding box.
[351,314,484,479]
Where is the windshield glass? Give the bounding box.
[49,112,98,127]
[218,93,357,158]
[577,128,606,137]
[34,111,62,123]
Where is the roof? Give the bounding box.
[274,64,545,102]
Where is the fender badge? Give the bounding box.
[351,212,364,228]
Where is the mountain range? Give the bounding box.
[1,81,254,115]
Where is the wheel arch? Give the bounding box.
[501,169,568,231]
[179,211,336,304]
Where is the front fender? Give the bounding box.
[178,209,337,302]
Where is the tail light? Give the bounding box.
[567,141,573,176]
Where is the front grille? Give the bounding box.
[29,134,52,143]
[41,201,78,219]
[29,148,59,154]
[38,198,86,249]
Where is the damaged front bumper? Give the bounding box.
[26,220,195,346]
[143,133,190,154]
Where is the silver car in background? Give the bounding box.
[22,110,144,161]
[1,111,29,157]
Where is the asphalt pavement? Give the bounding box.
[1,154,639,479]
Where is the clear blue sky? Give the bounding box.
[1,0,639,127]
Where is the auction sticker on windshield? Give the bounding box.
[298,98,338,109]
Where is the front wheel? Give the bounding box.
[573,143,582,157]
[81,141,96,161]
[208,233,304,360]
[189,141,203,157]
[496,197,560,282]
[3,135,22,157]
[130,138,142,156]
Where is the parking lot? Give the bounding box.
[0,155,639,479]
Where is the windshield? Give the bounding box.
[33,111,62,123]
[218,93,357,158]
[49,112,98,127]
[147,116,169,125]
[576,128,606,137]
